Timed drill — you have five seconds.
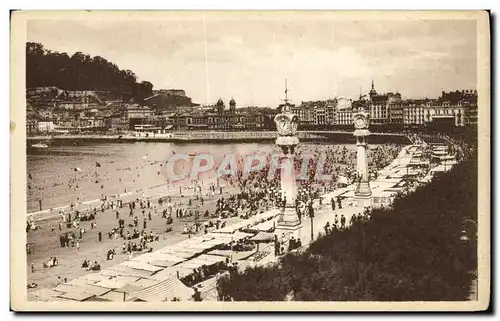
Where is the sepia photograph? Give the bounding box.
[10,10,490,311]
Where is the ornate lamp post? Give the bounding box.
[353,101,372,207]
[274,102,303,241]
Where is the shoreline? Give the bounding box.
[26,130,408,144]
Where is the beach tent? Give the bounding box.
[149,266,194,281]
[73,284,111,297]
[163,249,199,259]
[430,164,453,173]
[96,290,126,302]
[195,254,227,265]
[98,269,121,278]
[105,263,157,278]
[53,283,79,294]
[249,231,275,243]
[232,231,256,241]
[95,278,129,290]
[67,277,91,287]
[113,275,141,285]
[188,240,224,251]
[57,291,96,302]
[28,288,67,302]
[83,273,112,283]
[127,277,194,302]
[150,252,187,263]
[207,231,254,242]
[116,267,156,278]
[121,261,164,273]
[132,278,159,288]
[114,284,143,296]
[130,253,156,263]
[149,259,182,268]
[248,220,276,233]
[175,261,205,270]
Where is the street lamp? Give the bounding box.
[461,218,478,241]
[460,218,478,301]
[309,202,314,242]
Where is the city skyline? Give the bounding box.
[27,12,477,106]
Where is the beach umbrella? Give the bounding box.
[96,162,101,167]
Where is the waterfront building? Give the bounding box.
[388,102,404,125]
[291,99,338,127]
[368,80,402,126]
[125,105,153,119]
[26,119,38,135]
[337,108,353,126]
[436,90,478,126]
[402,100,426,126]
[164,99,268,131]
[36,121,55,133]
[425,101,466,127]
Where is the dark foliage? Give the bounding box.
[217,152,478,301]
[26,42,154,103]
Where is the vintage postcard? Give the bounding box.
[10,10,490,311]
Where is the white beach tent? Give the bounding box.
[127,276,194,302]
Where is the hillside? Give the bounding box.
[26,42,154,103]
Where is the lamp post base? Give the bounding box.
[277,206,301,227]
[355,181,372,197]
[275,206,303,243]
[354,195,373,208]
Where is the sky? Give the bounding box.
[27,12,478,107]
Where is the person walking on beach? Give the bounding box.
[143,218,147,229]
[76,240,80,250]
[192,287,202,302]
[58,222,63,231]
[51,225,55,234]
[98,231,102,242]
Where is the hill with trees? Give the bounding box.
[26,42,154,103]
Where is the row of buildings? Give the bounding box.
[26,83,478,135]
[287,81,478,129]
[26,88,277,134]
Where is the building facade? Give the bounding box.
[37,121,55,133]
[402,100,426,126]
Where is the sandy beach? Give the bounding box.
[27,180,243,291]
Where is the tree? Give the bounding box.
[26,42,155,102]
